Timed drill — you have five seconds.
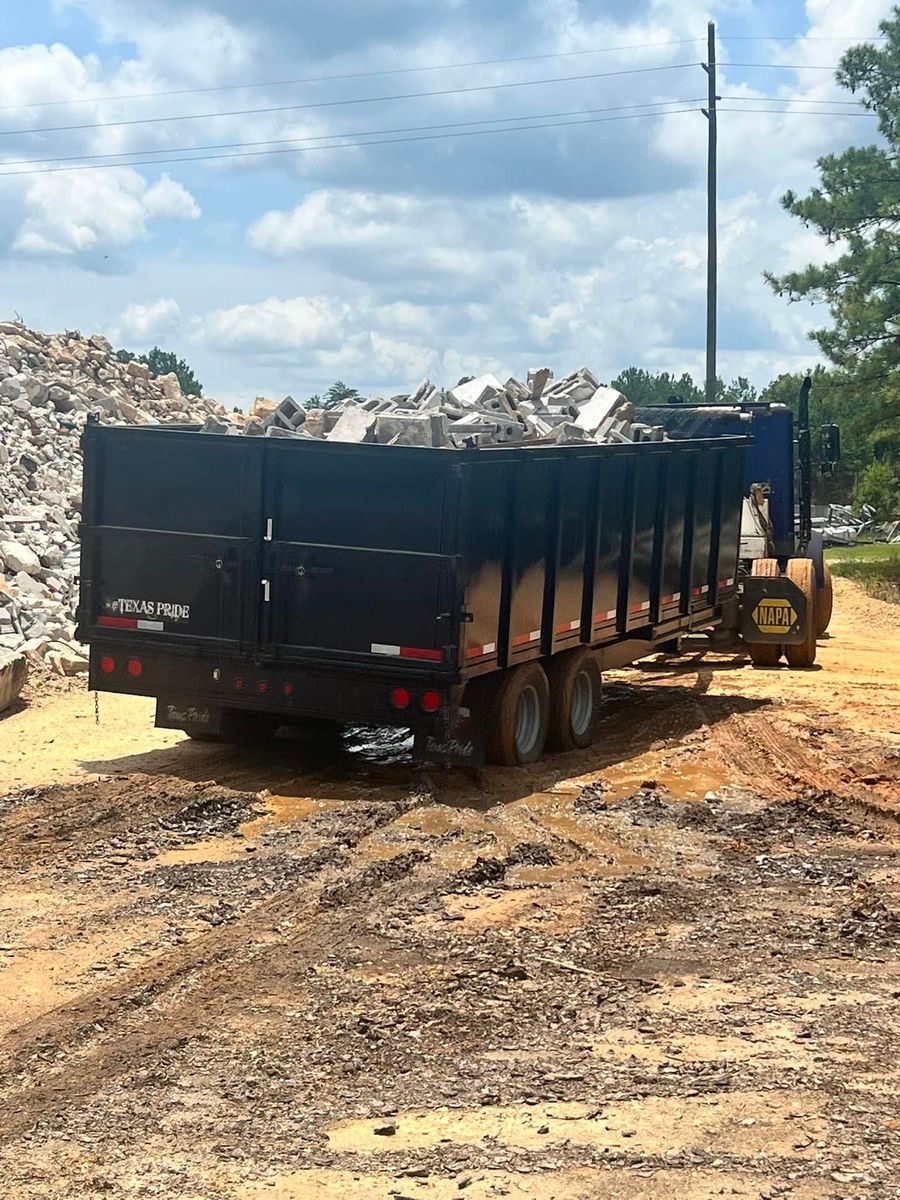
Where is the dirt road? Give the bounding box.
[1,578,899,1200]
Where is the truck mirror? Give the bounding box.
[821,424,841,464]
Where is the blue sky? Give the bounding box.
[0,0,891,405]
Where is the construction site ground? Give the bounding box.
[1,577,899,1200]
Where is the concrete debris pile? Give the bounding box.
[0,321,239,672]
[207,367,663,450]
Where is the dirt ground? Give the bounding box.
[1,577,899,1200]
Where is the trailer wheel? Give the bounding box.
[546,648,600,751]
[747,559,782,667]
[784,558,818,668]
[816,560,834,636]
[485,662,550,766]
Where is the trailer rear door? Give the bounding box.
[261,442,458,667]
[81,428,261,649]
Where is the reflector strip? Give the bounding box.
[466,641,497,659]
[555,618,581,635]
[371,643,443,662]
[662,592,682,605]
[594,608,617,623]
[629,600,651,614]
[691,585,710,597]
[97,615,164,632]
[512,629,542,647]
[718,577,735,589]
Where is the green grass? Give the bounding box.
[826,543,900,602]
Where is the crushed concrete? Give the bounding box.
[237,367,661,451]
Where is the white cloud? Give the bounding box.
[118,297,181,340]
[10,168,201,259]
[144,175,201,220]
[197,295,349,350]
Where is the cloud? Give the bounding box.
[196,295,349,350]
[9,168,201,262]
[117,297,182,340]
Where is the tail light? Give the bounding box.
[126,658,143,678]
[100,655,116,675]
[234,677,245,691]
[421,691,441,712]
[282,683,294,697]
[258,680,269,694]
[391,687,411,709]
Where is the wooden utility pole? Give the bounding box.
[702,21,718,404]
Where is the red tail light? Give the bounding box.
[422,691,441,712]
[100,655,116,675]
[258,680,269,694]
[391,687,411,709]
[234,677,245,691]
[126,658,143,678]
[282,682,294,696]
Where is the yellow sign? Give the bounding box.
[753,598,797,635]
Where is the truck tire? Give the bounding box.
[546,647,601,751]
[485,662,550,766]
[747,559,782,667]
[816,560,834,636]
[784,558,818,668]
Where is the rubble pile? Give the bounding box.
[221,366,662,449]
[0,321,239,673]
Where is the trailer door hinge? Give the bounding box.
[264,517,273,541]
[262,578,271,602]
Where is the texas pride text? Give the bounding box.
[107,598,191,621]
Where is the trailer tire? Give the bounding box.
[784,558,818,668]
[546,648,601,751]
[816,560,834,636]
[747,559,782,667]
[485,662,550,766]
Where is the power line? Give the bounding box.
[719,106,878,116]
[0,39,707,111]
[0,106,701,178]
[0,98,708,168]
[3,34,887,113]
[0,63,695,138]
[719,94,865,105]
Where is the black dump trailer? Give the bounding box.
[77,420,795,766]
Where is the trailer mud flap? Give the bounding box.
[413,704,485,768]
[740,577,807,645]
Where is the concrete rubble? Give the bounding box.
[228,365,662,451]
[1,319,665,674]
[0,321,241,673]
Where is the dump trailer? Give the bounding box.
[76,419,810,767]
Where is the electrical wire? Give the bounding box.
[3,33,888,113]
[0,39,708,111]
[719,106,877,116]
[0,63,696,138]
[0,106,702,178]
[0,97,708,167]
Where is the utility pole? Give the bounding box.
[702,20,718,404]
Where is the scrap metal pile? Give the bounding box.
[206,367,667,448]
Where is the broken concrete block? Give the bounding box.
[327,404,377,444]
[571,387,627,435]
[450,373,506,409]
[0,651,27,714]
[374,412,450,447]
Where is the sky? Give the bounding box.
[0,0,893,406]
